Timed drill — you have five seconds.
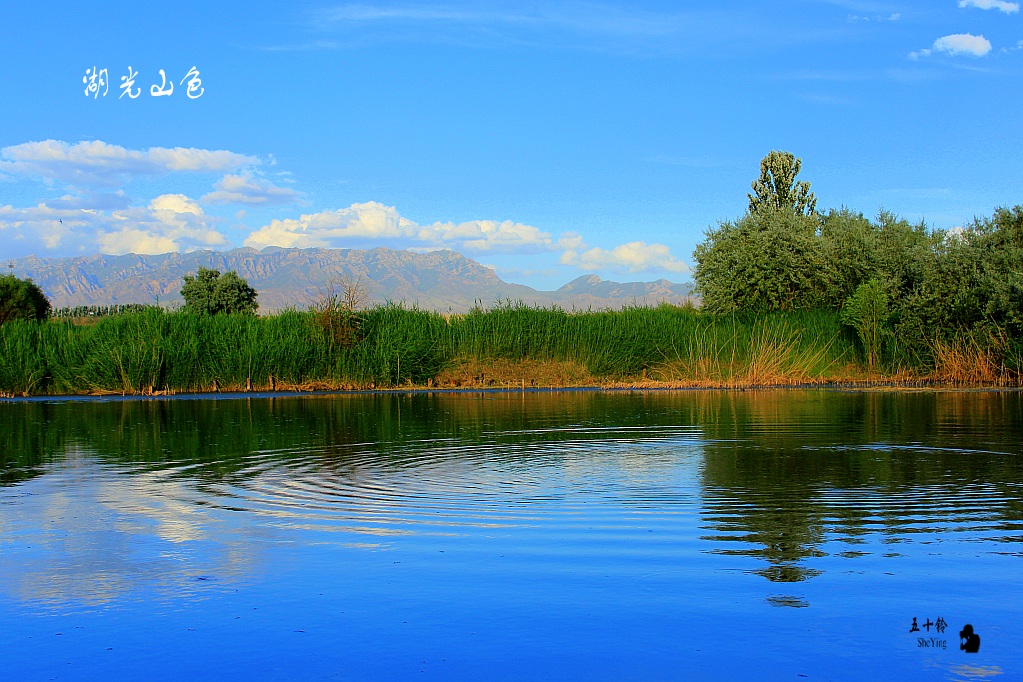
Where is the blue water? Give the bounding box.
[1,389,1021,680]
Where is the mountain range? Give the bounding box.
[8,247,694,313]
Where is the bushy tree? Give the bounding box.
[696,151,829,312]
[886,206,1023,346]
[180,267,258,315]
[694,151,946,320]
[0,274,51,324]
[694,209,829,312]
[969,205,1023,333]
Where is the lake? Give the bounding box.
[1,389,1021,680]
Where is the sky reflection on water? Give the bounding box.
[1,389,1021,680]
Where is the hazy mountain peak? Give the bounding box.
[560,274,603,290]
[11,247,692,313]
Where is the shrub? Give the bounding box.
[0,274,51,324]
[841,278,889,371]
[693,209,829,313]
[309,276,368,350]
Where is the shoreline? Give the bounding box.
[5,307,1018,398]
[3,379,1020,402]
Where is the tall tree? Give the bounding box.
[747,150,817,217]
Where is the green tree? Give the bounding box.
[841,278,889,371]
[693,210,829,313]
[0,274,51,324]
[970,205,1023,333]
[748,150,817,217]
[694,151,825,313]
[180,267,258,315]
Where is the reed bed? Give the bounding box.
[0,302,933,397]
[653,313,847,385]
[441,303,852,382]
[930,332,1023,387]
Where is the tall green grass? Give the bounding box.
[441,302,852,381]
[0,303,861,396]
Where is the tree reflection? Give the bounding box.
[697,390,1023,583]
[3,388,1022,593]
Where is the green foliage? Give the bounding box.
[360,304,445,385]
[695,145,1023,373]
[0,274,51,324]
[695,202,1006,366]
[697,151,828,313]
[438,301,847,380]
[0,321,47,394]
[748,150,817,217]
[841,278,889,370]
[818,208,882,306]
[0,304,857,395]
[963,206,1023,332]
[693,210,829,313]
[180,267,258,316]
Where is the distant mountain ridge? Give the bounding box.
[8,247,694,313]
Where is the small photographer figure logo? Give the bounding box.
[959,624,981,653]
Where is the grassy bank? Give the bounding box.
[0,303,1015,397]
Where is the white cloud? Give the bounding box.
[560,241,689,274]
[933,33,993,57]
[243,201,580,254]
[244,202,417,249]
[417,220,579,252]
[910,33,992,59]
[958,0,1019,13]
[201,171,304,205]
[0,204,76,250]
[0,194,226,256]
[943,225,970,243]
[2,190,692,282]
[0,140,257,187]
[102,195,227,254]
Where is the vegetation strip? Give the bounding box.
[3,151,1021,395]
[0,302,1015,397]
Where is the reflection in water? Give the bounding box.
[948,663,1004,680]
[1,389,1022,680]
[2,389,1022,597]
[695,390,1023,584]
[0,445,268,608]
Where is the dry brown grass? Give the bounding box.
[309,276,369,348]
[434,357,597,388]
[929,334,1018,386]
[650,321,849,387]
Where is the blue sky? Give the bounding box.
[1,1,1021,289]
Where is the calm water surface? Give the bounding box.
[1,389,1022,680]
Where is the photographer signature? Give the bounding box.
[959,624,981,653]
